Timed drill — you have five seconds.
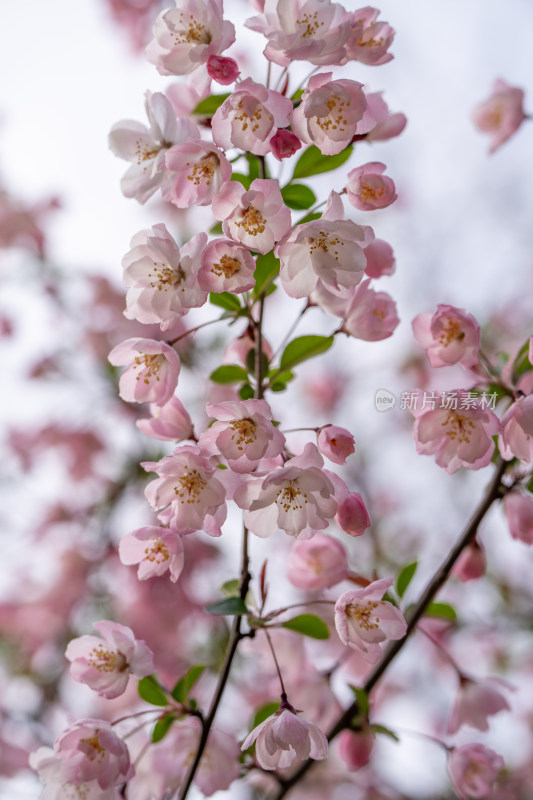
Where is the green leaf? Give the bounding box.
[291,88,304,102]
[281,183,317,210]
[239,383,255,400]
[251,701,280,729]
[271,381,288,393]
[209,221,223,235]
[171,665,206,703]
[395,561,418,599]
[210,364,249,384]
[205,596,248,615]
[246,153,261,181]
[424,601,457,621]
[281,614,330,640]
[253,251,280,299]
[231,172,252,190]
[348,685,369,717]
[292,145,353,180]
[370,723,400,742]
[296,211,322,225]
[193,93,230,116]
[138,676,168,707]
[245,348,270,377]
[511,338,533,383]
[152,714,175,743]
[279,335,334,372]
[209,292,242,312]
[221,579,240,597]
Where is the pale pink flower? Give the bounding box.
[65,620,153,699]
[136,396,194,442]
[30,746,120,800]
[146,0,236,76]
[207,54,240,84]
[288,533,348,589]
[163,139,232,207]
[413,394,500,474]
[453,539,486,581]
[343,7,395,66]
[119,526,185,581]
[211,78,292,155]
[412,305,481,369]
[143,445,227,535]
[276,191,372,298]
[499,394,533,463]
[200,399,285,473]
[53,720,132,789]
[242,706,328,770]
[334,578,407,661]
[166,76,211,118]
[364,91,407,142]
[212,178,291,254]
[224,330,274,366]
[198,238,256,293]
[448,678,511,735]
[234,443,337,538]
[472,78,526,154]
[109,90,200,203]
[317,424,355,464]
[503,492,533,544]
[335,491,371,537]
[245,0,352,67]
[448,743,504,799]
[108,338,181,405]
[121,224,207,328]
[338,729,374,770]
[342,280,399,341]
[363,238,396,278]
[291,72,374,155]
[270,129,302,161]
[346,162,397,211]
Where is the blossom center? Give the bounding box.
[212,253,241,278]
[308,231,344,261]
[296,11,324,38]
[347,600,380,631]
[173,13,211,44]
[147,261,185,291]
[442,411,475,443]
[79,734,105,762]
[133,354,162,384]
[88,645,127,673]
[234,100,270,134]
[174,469,207,503]
[186,154,217,186]
[360,182,385,203]
[145,539,170,564]
[438,317,465,347]
[229,418,257,450]
[236,205,266,236]
[135,140,160,165]
[317,94,349,133]
[277,480,307,511]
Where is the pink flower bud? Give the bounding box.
[207,54,240,84]
[447,743,504,799]
[336,492,370,536]
[136,396,194,442]
[288,533,348,589]
[503,492,533,544]
[453,540,486,582]
[317,425,355,464]
[364,239,396,278]
[338,729,374,770]
[270,129,302,160]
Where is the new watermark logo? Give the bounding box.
[375,389,397,411]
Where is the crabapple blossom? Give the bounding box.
[162,139,232,207]
[212,178,291,254]
[198,238,256,293]
[270,129,302,160]
[345,162,397,211]
[342,280,399,341]
[108,338,181,405]
[276,191,372,298]
[317,424,355,464]
[412,393,499,473]
[363,238,396,278]
[343,7,395,66]
[453,539,486,581]
[65,620,153,699]
[211,78,292,155]
[206,54,240,84]
[200,399,285,473]
[118,526,185,581]
[503,492,533,544]
[364,91,407,142]
[242,706,328,770]
[472,78,526,154]
[448,677,511,734]
[287,533,348,589]
[334,578,407,661]
[109,91,200,204]
[234,443,338,538]
[29,747,121,800]
[412,305,481,369]
[136,396,194,442]
[52,720,132,789]
[335,491,371,537]
[291,72,374,155]
[447,743,504,799]
[145,0,236,76]
[338,729,374,770]
[121,224,207,328]
[499,394,533,463]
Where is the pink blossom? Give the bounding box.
[143,445,227,535]
[335,491,371,537]
[121,224,207,329]
[198,238,256,293]
[364,91,407,142]
[343,7,395,66]
[119,526,185,581]
[364,238,396,278]
[346,162,397,211]
[53,720,132,789]
[448,678,511,735]
[453,539,486,581]
[108,338,181,405]
[448,743,504,799]
[317,425,355,464]
[342,280,399,341]
[291,72,374,155]
[276,191,372,298]
[212,178,291,254]
[146,0,236,76]
[242,706,327,770]
[472,78,526,154]
[503,492,533,544]
[334,578,407,661]
[136,396,194,442]
[499,394,533,463]
[224,330,274,366]
[234,443,337,538]
[109,91,200,203]
[200,399,285,473]
[207,54,240,84]
[30,746,120,800]
[65,620,153,699]
[338,729,374,770]
[270,129,302,160]
[163,139,232,208]
[412,305,481,369]
[287,533,348,589]
[413,394,500,473]
[245,0,352,67]
[211,78,292,155]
